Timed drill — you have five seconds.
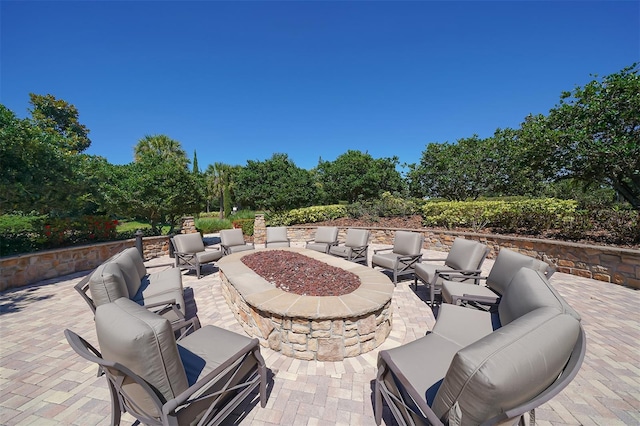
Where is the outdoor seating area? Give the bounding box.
[1,237,639,425]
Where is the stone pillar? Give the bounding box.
[254,214,266,244]
[180,216,197,234]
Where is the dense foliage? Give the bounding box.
[2,64,638,255]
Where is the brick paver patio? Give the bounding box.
[1,242,639,425]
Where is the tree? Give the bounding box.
[134,134,188,167]
[192,150,200,174]
[205,162,229,218]
[0,104,87,214]
[100,157,202,233]
[519,64,640,209]
[28,93,91,153]
[234,154,318,211]
[315,150,404,203]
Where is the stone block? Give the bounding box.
[292,321,311,334]
[288,331,307,345]
[310,330,331,338]
[294,351,315,361]
[593,273,610,283]
[358,315,377,335]
[344,344,361,357]
[312,319,332,331]
[344,336,359,347]
[574,269,592,278]
[332,320,344,335]
[268,331,281,351]
[308,338,318,351]
[317,338,344,362]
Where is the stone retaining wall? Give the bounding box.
[284,226,640,289]
[0,236,170,291]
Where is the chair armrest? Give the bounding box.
[173,317,201,339]
[144,299,185,320]
[373,247,393,254]
[461,293,500,304]
[421,257,448,262]
[396,254,422,262]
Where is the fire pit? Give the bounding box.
[218,247,394,361]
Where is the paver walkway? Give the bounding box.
[1,242,639,425]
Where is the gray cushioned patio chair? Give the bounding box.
[65,297,267,426]
[265,226,290,248]
[374,268,585,426]
[220,229,255,255]
[305,226,339,254]
[414,238,490,306]
[441,247,555,307]
[171,233,223,279]
[371,231,424,284]
[328,228,370,264]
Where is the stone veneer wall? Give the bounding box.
[0,236,170,291]
[221,277,392,361]
[285,226,640,289]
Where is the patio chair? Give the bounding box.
[441,247,555,307]
[171,233,222,279]
[374,267,585,426]
[371,231,424,284]
[65,297,267,426]
[328,228,370,264]
[265,226,290,248]
[305,226,339,254]
[220,229,255,256]
[413,238,490,306]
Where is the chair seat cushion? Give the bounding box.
[306,242,330,253]
[178,325,259,385]
[196,250,223,263]
[329,245,352,258]
[432,304,494,348]
[380,333,463,406]
[227,244,254,254]
[371,253,402,269]
[415,263,454,286]
[441,281,498,305]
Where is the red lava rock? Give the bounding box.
[241,250,361,296]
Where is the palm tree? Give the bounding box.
[134,134,188,167]
[205,163,226,218]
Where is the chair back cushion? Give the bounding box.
[266,227,288,243]
[173,233,205,254]
[345,229,369,247]
[221,229,245,246]
[432,307,580,425]
[445,238,488,270]
[393,231,424,256]
[95,298,189,410]
[89,262,129,307]
[486,248,550,295]
[314,226,338,244]
[499,267,581,325]
[111,248,146,297]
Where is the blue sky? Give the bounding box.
[2,1,638,172]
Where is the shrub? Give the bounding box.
[421,198,578,234]
[232,218,254,236]
[267,205,348,226]
[347,192,420,219]
[195,217,232,233]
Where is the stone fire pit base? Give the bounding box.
[218,248,394,361]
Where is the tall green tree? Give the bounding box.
[234,154,318,211]
[316,150,404,203]
[205,162,230,218]
[520,64,640,209]
[192,150,200,174]
[0,104,96,215]
[28,93,91,153]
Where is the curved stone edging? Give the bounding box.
[218,247,394,361]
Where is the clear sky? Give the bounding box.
[1,1,638,172]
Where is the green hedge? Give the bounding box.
[267,205,348,226]
[195,217,232,233]
[421,198,578,234]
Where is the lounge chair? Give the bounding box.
[171,233,222,279]
[441,247,555,307]
[305,226,339,254]
[371,231,424,284]
[220,229,255,255]
[265,226,291,248]
[65,297,268,426]
[328,228,370,264]
[413,238,489,306]
[374,267,585,426]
